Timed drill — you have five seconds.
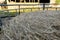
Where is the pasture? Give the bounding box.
[56,0,60,4]
[0,7,40,17]
[0,7,60,17]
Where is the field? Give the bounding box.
[0,7,40,17]
[56,0,60,4]
[1,1,60,17]
[1,7,60,17]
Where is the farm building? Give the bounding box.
[0,0,59,9]
[7,0,56,3]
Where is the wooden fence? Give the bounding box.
[0,3,60,18]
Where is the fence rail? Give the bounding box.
[0,3,60,18]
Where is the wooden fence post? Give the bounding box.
[43,3,45,10]
[56,8,57,11]
[19,5,20,14]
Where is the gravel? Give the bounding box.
[1,10,60,40]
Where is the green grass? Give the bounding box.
[0,12,17,16]
[56,0,60,4]
[0,8,39,16]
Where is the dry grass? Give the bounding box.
[0,10,60,40]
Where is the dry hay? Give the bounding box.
[1,10,60,40]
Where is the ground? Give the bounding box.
[0,10,60,40]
